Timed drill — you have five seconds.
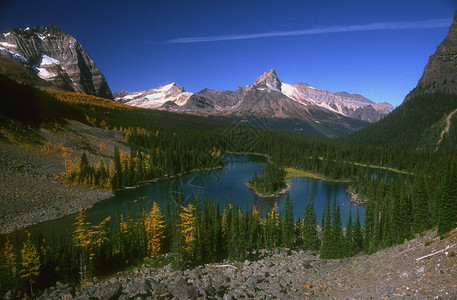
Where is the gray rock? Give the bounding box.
[0,25,113,99]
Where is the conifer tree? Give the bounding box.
[1,239,16,295]
[412,174,430,233]
[353,209,363,252]
[302,192,319,251]
[331,197,343,258]
[320,197,333,258]
[282,193,295,248]
[144,201,165,258]
[20,233,40,296]
[180,204,197,263]
[438,161,457,236]
[344,210,359,257]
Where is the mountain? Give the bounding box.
[405,11,457,101]
[346,12,457,150]
[115,69,393,123]
[0,25,113,99]
[114,83,192,109]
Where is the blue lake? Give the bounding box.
[21,154,364,238]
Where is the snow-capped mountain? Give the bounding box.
[114,83,192,109]
[0,25,112,99]
[117,69,393,123]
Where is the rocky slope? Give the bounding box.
[36,228,457,299]
[115,69,393,123]
[406,11,457,100]
[0,25,113,99]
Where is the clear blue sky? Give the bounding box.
[1,0,456,106]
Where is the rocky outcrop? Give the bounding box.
[0,25,113,99]
[406,12,457,100]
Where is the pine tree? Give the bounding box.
[438,161,457,236]
[320,197,333,258]
[344,210,358,257]
[302,192,319,251]
[145,202,166,258]
[353,209,363,253]
[282,193,295,248]
[20,233,40,296]
[111,145,122,189]
[412,174,430,233]
[331,197,343,258]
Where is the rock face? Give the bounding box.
[116,69,393,123]
[0,25,113,99]
[406,12,457,100]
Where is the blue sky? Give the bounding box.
[0,0,455,106]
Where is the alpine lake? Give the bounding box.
[18,154,365,239]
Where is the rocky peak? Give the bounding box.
[0,25,113,99]
[406,12,457,100]
[253,69,282,91]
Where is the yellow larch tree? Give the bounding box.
[20,233,40,296]
[1,239,15,291]
[144,201,166,258]
[180,204,197,256]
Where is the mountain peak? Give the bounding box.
[253,69,282,91]
[406,12,457,100]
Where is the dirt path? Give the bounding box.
[436,108,457,150]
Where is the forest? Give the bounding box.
[1,83,457,296]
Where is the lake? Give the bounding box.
[19,154,364,239]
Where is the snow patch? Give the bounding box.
[0,42,16,48]
[33,66,55,79]
[281,82,298,99]
[36,33,50,41]
[159,83,175,91]
[3,32,11,38]
[39,54,59,65]
[0,47,28,63]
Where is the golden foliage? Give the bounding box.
[144,202,166,258]
[20,233,41,295]
[180,204,196,253]
[1,239,15,273]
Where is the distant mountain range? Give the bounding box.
[115,69,393,123]
[0,25,112,99]
[0,25,394,138]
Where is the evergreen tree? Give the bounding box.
[302,192,319,251]
[353,209,363,253]
[320,197,333,258]
[282,193,295,248]
[331,197,343,258]
[412,174,430,233]
[344,210,354,257]
[438,161,457,236]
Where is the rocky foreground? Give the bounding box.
[35,229,457,300]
